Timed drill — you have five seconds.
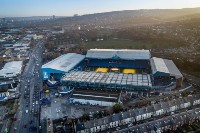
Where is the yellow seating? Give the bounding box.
[110,68,120,73]
[123,69,136,74]
[95,68,108,73]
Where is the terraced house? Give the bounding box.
[76,95,200,133]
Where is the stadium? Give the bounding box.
[42,49,183,106]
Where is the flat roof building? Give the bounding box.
[42,53,85,80]
[0,61,23,79]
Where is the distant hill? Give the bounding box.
[0,16,66,21]
[53,7,200,27]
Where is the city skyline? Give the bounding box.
[1,0,200,17]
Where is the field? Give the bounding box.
[84,38,183,50]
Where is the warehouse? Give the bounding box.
[69,89,120,106]
[0,61,23,79]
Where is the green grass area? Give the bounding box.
[6,103,14,109]
[84,38,182,50]
[188,71,200,78]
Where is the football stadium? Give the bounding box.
[42,49,183,106]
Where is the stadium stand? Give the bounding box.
[95,68,109,73]
[123,69,136,74]
[42,53,85,80]
[86,49,151,60]
[150,57,183,87]
[87,59,150,69]
[61,71,152,91]
[42,49,183,95]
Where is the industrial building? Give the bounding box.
[69,89,120,106]
[0,61,22,101]
[42,49,183,106]
[0,61,23,79]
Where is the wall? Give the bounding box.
[70,98,115,106]
[41,68,65,80]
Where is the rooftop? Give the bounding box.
[150,57,183,79]
[72,89,119,102]
[86,49,151,60]
[62,71,152,88]
[78,96,200,131]
[151,57,169,74]
[42,53,85,72]
[164,59,183,79]
[0,61,23,78]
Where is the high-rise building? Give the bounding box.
[53,15,55,19]
[2,18,6,22]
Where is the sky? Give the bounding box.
[0,0,200,17]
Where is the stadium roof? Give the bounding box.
[62,71,152,88]
[164,59,183,79]
[0,61,23,78]
[151,57,183,79]
[151,57,169,74]
[42,53,85,72]
[86,49,151,60]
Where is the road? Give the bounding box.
[13,39,45,133]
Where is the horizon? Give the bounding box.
[1,7,200,18]
[0,7,200,18]
[1,0,200,17]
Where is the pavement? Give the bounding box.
[0,106,7,121]
[40,95,106,120]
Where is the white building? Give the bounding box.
[69,89,120,107]
[0,92,9,101]
[0,61,23,79]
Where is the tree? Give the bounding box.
[181,91,189,97]
[81,114,90,121]
[0,57,4,63]
[113,103,122,113]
